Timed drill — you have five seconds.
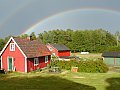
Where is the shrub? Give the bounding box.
[49,60,78,70]
[49,60,108,73]
[78,60,109,73]
[36,68,42,72]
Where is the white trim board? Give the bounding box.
[0,37,13,56]
[1,56,2,69]
[25,57,27,72]
[0,37,27,58]
[7,57,14,71]
[0,37,27,72]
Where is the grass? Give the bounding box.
[0,71,120,90]
[73,53,102,59]
[67,72,120,90]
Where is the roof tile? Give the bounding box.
[14,37,51,58]
[102,52,120,58]
[50,44,70,51]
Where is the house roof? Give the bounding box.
[102,52,120,58]
[50,44,70,51]
[13,37,51,58]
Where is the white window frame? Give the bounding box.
[45,56,48,63]
[10,43,15,51]
[49,47,53,51]
[34,58,39,66]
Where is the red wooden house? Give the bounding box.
[0,37,51,72]
[46,44,70,58]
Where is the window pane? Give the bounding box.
[10,43,15,51]
[34,58,39,66]
[45,56,48,63]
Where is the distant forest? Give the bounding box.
[0,29,120,53]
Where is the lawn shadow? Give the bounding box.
[0,75,96,90]
[106,77,120,90]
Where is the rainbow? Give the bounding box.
[0,0,33,28]
[21,7,120,35]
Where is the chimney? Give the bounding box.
[27,36,32,41]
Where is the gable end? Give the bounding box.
[0,37,27,58]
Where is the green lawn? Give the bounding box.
[0,71,120,90]
[73,53,102,59]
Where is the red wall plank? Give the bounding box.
[46,44,70,57]
[2,40,25,72]
[58,51,70,57]
[27,55,51,72]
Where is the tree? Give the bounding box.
[30,32,37,40]
[0,38,5,51]
[38,33,43,41]
[20,34,29,39]
[115,31,120,46]
[37,29,118,53]
[4,36,11,43]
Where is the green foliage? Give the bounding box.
[50,60,108,73]
[30,32,37,40]
[49,60,78,70]
[4,35,11,43]
[35,68,42,72]
[37,33,43,41]
[0,39,5,51]
[105,46,120,52]
[30,68,42,73]
[37,29,118,53]
[0,29,119,53]
[20,34,29,39]
[78,60,109,73]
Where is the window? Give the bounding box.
[45,56,48,63]
[34,58,39,66]
[10,43,15,51]
[49,47,53,51]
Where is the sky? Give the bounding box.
[0,0,120,38]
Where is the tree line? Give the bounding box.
[0,29,120,53]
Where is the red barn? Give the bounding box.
[0,37,51,72]
[46,44,71,58]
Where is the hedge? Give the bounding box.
[49,60,108,73]
[78,60,108,73]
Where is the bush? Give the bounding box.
[36,68,42,72]
[49,60,108,73]
[49,60,78,70]
[78,60,108,73]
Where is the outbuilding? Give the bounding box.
[46,44,71,57]
[102,52,120,66]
